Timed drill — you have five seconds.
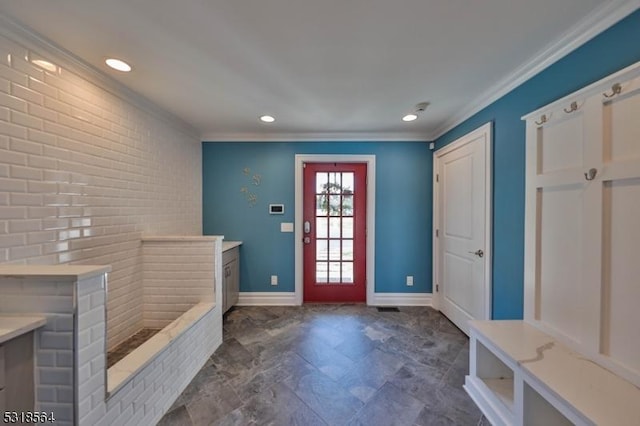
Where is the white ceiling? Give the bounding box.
[0,1,634,140]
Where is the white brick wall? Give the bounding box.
[142,240,215,329]
[0,242,222,426]
[0,28,202,350]
[77,240,223,426]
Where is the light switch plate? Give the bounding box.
[281,222,294,232]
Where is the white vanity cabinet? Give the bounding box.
[0,316,46,413]
[222,243,241,313]
[466,60,640,425]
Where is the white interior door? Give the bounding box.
[435,123,491,335]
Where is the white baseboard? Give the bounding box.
[237,292,298,306]
[369,292,433,307]
[237,291,432,307]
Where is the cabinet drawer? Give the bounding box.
[223,246,239,264]
[0,345,5,388]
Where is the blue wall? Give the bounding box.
[202,10,640,315]
[435,10,640,319]
[202,142,433,294]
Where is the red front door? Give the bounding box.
[303,163,367,303]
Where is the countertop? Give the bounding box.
[223,241,242,252]
[0,264,111,280]
[0,315,47,344]
[142,235,223,242]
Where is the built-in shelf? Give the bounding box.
[483,378,515,412]
[466,320,640,426]
[522,381,573,426]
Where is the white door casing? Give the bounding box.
[294,154,376,306]
[433,123,492,335]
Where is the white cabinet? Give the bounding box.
[0,332,36,412]
[523,61,640,386]
[222,246,240,313]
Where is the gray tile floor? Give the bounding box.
[158,304,488,426]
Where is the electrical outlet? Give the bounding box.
[271,275,278,286]
[406,276,414,286]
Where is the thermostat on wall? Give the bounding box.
[269,204,285,214]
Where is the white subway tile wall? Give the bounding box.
[76,262,222,426]
[0,32,202,350]
[142,241,215,328]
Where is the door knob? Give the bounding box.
[468,249,484,258]
[303,237,311,244]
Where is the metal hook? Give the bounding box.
[603,83,622,98]
[584,168,597,181]
[564,101,578,114]
[534,114,547,126]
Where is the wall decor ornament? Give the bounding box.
[240,167,261,206]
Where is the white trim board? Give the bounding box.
[294,154,376,305]
[237,292,432,307]
[237,292,297,306]
[201,132,430,142]
[370,293,433,307]
[430,0,640,140]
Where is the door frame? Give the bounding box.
[295,154,376,305]
[432,122,493,321]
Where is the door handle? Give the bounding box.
[303,236,311,244]
[468,249,484,258]
[304,221,311,234]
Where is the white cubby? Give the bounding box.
[466,320,640,426]
[522,381,573,426]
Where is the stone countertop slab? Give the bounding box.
[0,265,111,280]
[223,241,242,252]
[0,315,47,344]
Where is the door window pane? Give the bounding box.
[329,240,341,260]
[328,173,341,192]
[316,262,327,283]
[329,195,341,216]
[317,240,328,260]
[316,173,328,193]
[342,195,354,216]
[316,195,328,216]
[329,262,341,282]
[342,262,354,283]
[316,217,328,238]
[329,217,341,238]
[342,173,354,192]
[342,240,353,261]
[342,218,353,238]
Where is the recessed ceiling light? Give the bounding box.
[105,58,132,72]
[402,114,418,122]
[260,115,275,123]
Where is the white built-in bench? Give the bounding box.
[465,320,640,426]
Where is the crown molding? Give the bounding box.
[430,0,640,140]
[0,14,200,140]
[201,131,431,142]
